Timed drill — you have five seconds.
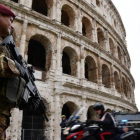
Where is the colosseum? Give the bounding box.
[0,0,137,140]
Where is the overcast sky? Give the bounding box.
[111,0,140,111]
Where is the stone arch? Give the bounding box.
[62,47,78,77]
[87,106,98,120]
[109,38,115,55]
[117,46,122,60]
[96,0,100,7]
[27,34,52,71]
[11,0,18,3]
[82,17,93,39]
[102,64,111,88]
[122,77,127,96]
[62,101,78,119]
[85,56,97,83]
[61,4,76,29]
[114,71,121,93]
[97,28,105,47]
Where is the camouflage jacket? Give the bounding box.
[0,43,20,115]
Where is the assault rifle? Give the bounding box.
[2,35,49,122]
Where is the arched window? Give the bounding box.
[28,35,52,71]
[85,56,97,83]
[11,0,18,3]
[122,77,127,96]
[97,28,105,47]
[117,46,122,60]
[82,17,92,39]
[102,64,111,88]
[126,81,130,97]
[61,5,75,29]
[28,40,46,70]
[62,102,78,119]
[62,47,78,77]
[62,52,71,75]
[32,0,48,16]
[109,38,115,55]
[96,0,100,7]
[114,71,121,93]
[122,51,125,64]
[61,10,70,26]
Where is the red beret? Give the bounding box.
[0,4,16,18]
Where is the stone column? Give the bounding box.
[54,94,61,140]
[110,64,115,90]
[80,46,85,79]
[114,41,118,58]
[19,0,33,8]
[77,8,82,33]
[97,56,102,86]
[50,0,57,19]
[102,1,106,16]
[92,18,98,42]
[100,1,104,15]
[19,0,24,5]
[75,17,79,32]
[104,29,110,52]
[56,33,62,72]
[132,89,135,104]
[27,0,33,8]
[9,108,22,140]
[77,60,81,78]
[126,80,131,99]
[51,50,57,71]
[82,96,87,121]
[120,72,124,98]
[19,19,28,57]
[56,1,61,23]
[91,0,96,6]
[81,59,85,79]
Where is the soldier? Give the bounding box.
[0,4,17,139]
[0,4,40,139]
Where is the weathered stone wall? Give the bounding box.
[0,0,137,140]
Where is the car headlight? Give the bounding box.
[63,127,70,135]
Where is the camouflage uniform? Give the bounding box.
[0,43,19,138]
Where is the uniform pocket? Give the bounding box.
[6,77,26,105]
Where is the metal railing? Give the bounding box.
[21,129,51,140]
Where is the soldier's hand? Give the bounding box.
[28,96,41,112]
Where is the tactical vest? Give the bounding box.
[0,44,26,107]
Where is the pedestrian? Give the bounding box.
[60,115,67,140]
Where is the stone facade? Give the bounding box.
[0,0,137,140]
